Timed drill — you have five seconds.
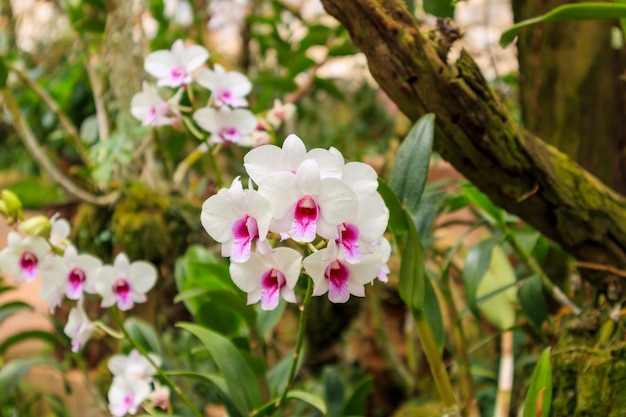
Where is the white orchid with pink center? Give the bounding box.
[144,39,209,88]
[201,177,274,262]
[41,245,102,312]
[64,300,95,352]
[230,248,302,310]
[0,231,49,282]
[193,107,257,146]
[95,253,158,311]
[130,82,182,127]
[200,133,392,309]
[257,158,357,242]
[196,64,252,108]
[304,247,383,303]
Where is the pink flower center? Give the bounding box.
[339,223,361,262]
[260,268,286,310]
[291,196,319,242]
[216,89,233,106]
[113,278,131,300]
[19,251,39,280]
[170,67,188,84]
[325,260,350,288]
[219,126,239,143]
[324,259,351,303]
[231,215,259,262]
[67,267,86,299]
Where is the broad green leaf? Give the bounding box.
[323,368,346,417]
[0,301,34,326]
[0,357,54,403]
[287,390,327,415]
[519,273,549,332]
[423,276,445,352]
[524,348,552,417]
[423,0,455,18]
[476,244,517,330]
[0,330,61,355]
[377,178,409,239]
[267,349,305,396]
[462,238,498,318]
[462,184,506,226]
[389,113,435,214]
[342,377,373,416]
[177,322,261,415]
[500,3,626,47]
[167,370,228,393]
[398,210,426,312]
[124,317,162,356]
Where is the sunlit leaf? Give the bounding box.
[500,3,626,47]
[389,113,435,214]
[524,348,552,417]
[288,390,328,415]
[423,0,455,18]
[476,244,517,330]
[177,322,262,415]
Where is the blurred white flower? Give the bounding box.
[0,231,48,282]
[144,39,209,87]
[193,107,257,146]
[131,82,182,127]
[196,64,252,108]
[64,300,94,352]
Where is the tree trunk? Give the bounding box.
[512,0,626,192]
[320,0,626,294]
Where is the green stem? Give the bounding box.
[413,309,459,416]
[110,308,203,417]
[280,278,313,403]
[506,232,581,315]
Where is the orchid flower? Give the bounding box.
[0,231,49,282]
[196,64,252,108]
[95,253,157,311]
[130,82,182,127]
[193,107,257,146]
[64,300,94,352]
[144,39,209,88]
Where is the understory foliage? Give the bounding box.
[0,1,624,417]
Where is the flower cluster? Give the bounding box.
[201,134,391,308]
[131,39,295,147]
[108,349,168,417]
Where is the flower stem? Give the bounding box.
[110,308,203,417]
[280,278,313,403]
[413,309,459,416]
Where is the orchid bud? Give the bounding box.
[18,215,52,239]
[1,190,24,225]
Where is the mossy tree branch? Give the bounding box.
[321,0,626,291]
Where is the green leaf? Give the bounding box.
[524,348,552,417]
[423,0,455,18]
[124,317,162,356]
[462,238,498,318]
[500,3,626,47]
[323,368,345,417]
[0,330,61,355]
[287,390,328,415]
[476,244,518,330]
[462,184,506,226]
[0,357,54,403]
[519,273,549,332]
[342,377,373,416]
[389,113,435,214]
[423,276,445,352]
[0,300,34,326]
[398,210,426,312]
[313,77,344,100]
[267,350,304,396]
[177,322,262,415]
[0,57,8,89]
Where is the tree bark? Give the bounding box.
[320,0,626,293]
[513,0,626,192]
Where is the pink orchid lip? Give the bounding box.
[325,259,350,289]
[292,195,319,242]
[67,267,86,298]
[113,278,132,307]
[19,251,38,280]
[231,215,259,262]
[261,268,286,310]
[219,126,239,143]
[339,223,361,262]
